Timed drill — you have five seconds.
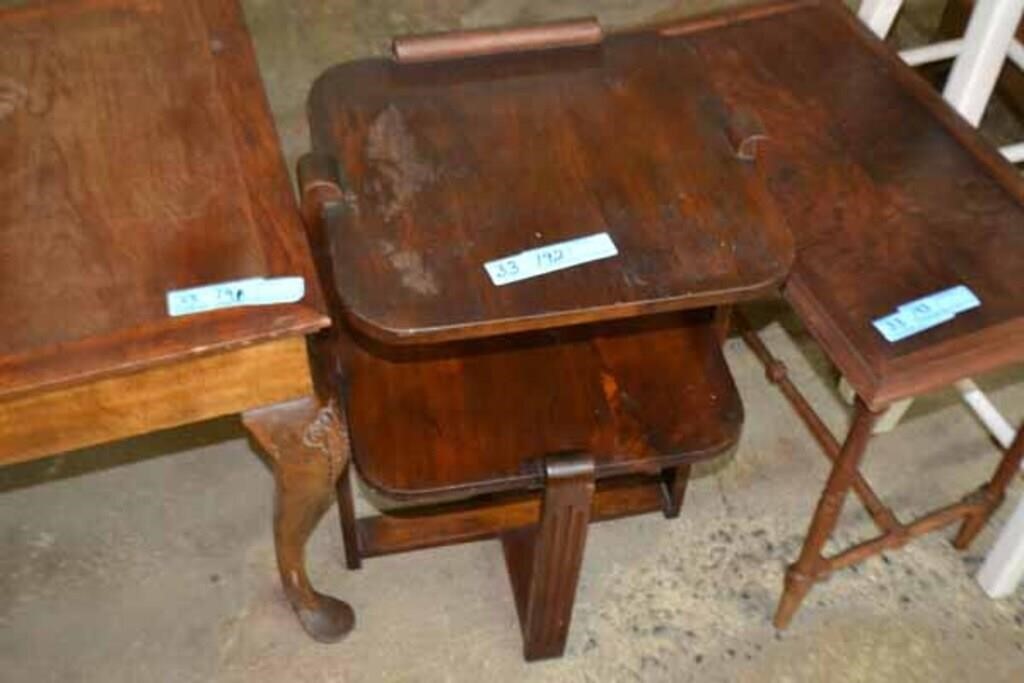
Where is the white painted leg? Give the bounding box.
[858,0,904,38]
[977,495,1024,598]
[942,0,1024,125]
[955,378,1017,452]
[1001,142,1024,163]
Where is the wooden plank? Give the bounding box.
[356,475,666,558]
[0,336,313,465]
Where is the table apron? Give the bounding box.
[0,336,313,466]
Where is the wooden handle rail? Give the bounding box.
[392,17,602,63]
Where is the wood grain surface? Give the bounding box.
[0,0,326,400]
[0,336,313,465]
[307,28,793,344]
[684,0,1024,407]
[342,310,742,501]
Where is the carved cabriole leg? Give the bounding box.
[774,399,880,629]
[953,428,1024,549]
[242,396,355,643]
[335,460,362,569]
[503,453,595,661]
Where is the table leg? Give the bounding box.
[774,399,879,629]
[242,396,355,643]
[953,427,1024,549]
[335,460,363,569]
[503,453,595,661]
[662,463,692,519]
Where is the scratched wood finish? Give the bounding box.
[0,0,348,645]
[0,0,326,400]
[679,0,1024,408]
[307,29,793,344]
[343,310,743,502]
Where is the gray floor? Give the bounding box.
[2,1,1024,681]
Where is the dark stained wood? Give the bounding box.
[306,26,794,345]
[773,397,880,629]
[348,474,669,561]
[0,0,327,400]
[335,461,363,570]
[299,12,797,661]
[653,0,1024,631]
[681,0,1024,409]
[737,311,1024,628]
[504,453,594,661]
[343,310,742,502]
[735,314,902,533]
[242,397,356,644]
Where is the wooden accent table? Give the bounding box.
[674,0,1024,627]
[299,16,794,660]
[0,0,353,642]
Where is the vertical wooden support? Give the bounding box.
[502,454,595,661]
[661,464,693,519]
[336,460,363,569]
[713,306,733,344]
[773,399,879,629]
[242,396,356,643]
[953,427,1024,549]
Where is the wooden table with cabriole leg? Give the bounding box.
[0,0,353,643]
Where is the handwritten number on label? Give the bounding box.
[483,233,618,286]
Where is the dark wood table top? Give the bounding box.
[681,0,1024,408]
[308,23,794,345]
[0,0,326,401]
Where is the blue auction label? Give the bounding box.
[872,285,980,342]
[167,276,305,317]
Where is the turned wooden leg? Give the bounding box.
[953,428,1024,550]
[661,463,693,519]
[502,454,595,661]
[243,396,355,643]
[335,459,362,570]
[774,399,879,629]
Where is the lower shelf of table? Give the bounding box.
[343,309,742,501]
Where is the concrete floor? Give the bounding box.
[2,1,1024,681]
